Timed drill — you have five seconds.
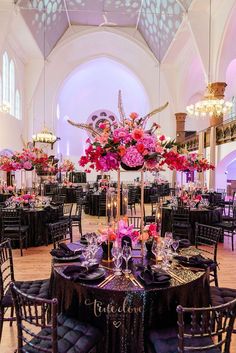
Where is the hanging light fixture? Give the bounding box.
[32,3,60,149]
[186,0,233,118]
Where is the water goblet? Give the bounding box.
[112,247,123,276]
[151,241,162,270]
[81,248,92,267]
[122,245,132,274]
[171,239,179,255]
[164,232,173,248]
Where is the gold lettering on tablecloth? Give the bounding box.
[84,297,142,317]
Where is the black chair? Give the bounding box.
[171,206,191,240]
[98,192,106,218]
[48,219,72,249]
[195,222,221,286]
[214,204,236,251]
[1,208,28,256]
[71,204,82,236]
[52,195,66,204]
[150,195,160,216]
[210,286,236,334]
[147,298,236,353]
[128,216,141,231]
[10,282,102,353]
[0,239,50,341]
[128,188,136,215]
[45,184,59,197]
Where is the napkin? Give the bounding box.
[63,263,99,281]
[140,265,171,286]
[175,254,215,269]
[178,239,191,248]
[50,243,81,258]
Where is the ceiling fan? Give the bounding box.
[99,13,118,27]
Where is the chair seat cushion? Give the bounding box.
[210,286,236,306]
[23,314,102,353]
[2,279,50,308]
[71,215,81,221]
[147,326,220,353]
[3,225,29,233]
[214,222,235,231]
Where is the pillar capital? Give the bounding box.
[208,82,227,127]
[175,112,187,122]
[208,82,227,99]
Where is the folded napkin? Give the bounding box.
[50,243,81,258]
[63,263,99,281]
[178,239,191,248]
[175,254,215,269]
[140,265,171,286]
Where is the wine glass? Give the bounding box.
[112,247,123,276]
[122,245,132,274]
[164,232,173,248]
[81,248,92,267]
[151,241,161,270]
[172,240,179,255]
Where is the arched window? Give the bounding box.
[15,90,21,120]
[2,52,9,104]
[0,75,2,107]
[9,60,15,115]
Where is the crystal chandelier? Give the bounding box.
[32,3,60,149]
[186,0,233,119]
[32,127,58,144]
[186,83,233,117]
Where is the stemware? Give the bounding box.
[112,247,123,276]
[81,248,92,267]
[164,232,173,248]
[122,245,132,274]
[172,240,179,255]
[151,241,162,270]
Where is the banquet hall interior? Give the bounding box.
[1,0,236,352]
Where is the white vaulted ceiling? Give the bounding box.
[17,0,194,60]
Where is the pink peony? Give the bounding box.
[121,146,144,167]
[113,128,131,143]
[99,152,119,171]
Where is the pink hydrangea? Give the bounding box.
[121,146,144,167]
[139,134,156,151]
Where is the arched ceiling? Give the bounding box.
[17,0,194,61]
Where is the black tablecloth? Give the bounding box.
[59,187,78,203]
[0,206,61,247]
[161,207,222,243]
[51,246,210,353]
[136,184,170,203]
[0,193,12,202]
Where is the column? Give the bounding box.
[172,113,187,187]
[175,112,187,144]
[208,82,227,127]
[198,131,205,187]
[209,126,216,190]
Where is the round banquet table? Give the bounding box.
[161,206,222,243]
[51,247,210,353]
[0,193,12,203]
[0,205,61,247]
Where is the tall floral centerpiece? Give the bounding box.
[68,93,214,258]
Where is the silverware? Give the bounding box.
[97,274,113,287]
[129,274,144,288]
[98,274,116,288]
[167,270,185,284]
